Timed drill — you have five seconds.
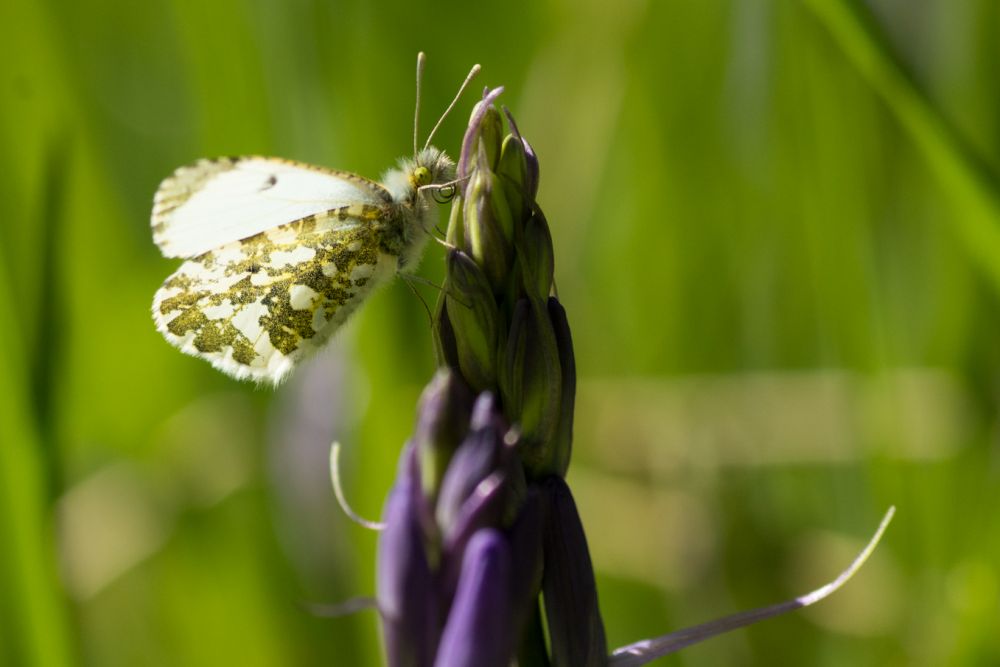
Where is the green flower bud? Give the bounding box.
[517,209,555,302]
[498,299,526,416]
[464,145,514,294]
[445,193,465,248]
[478,103,504,171]
[497,135,529,220]
[457,88,505,181]
[547,298,575,478]
[500,298,563,475]
[434,282,459,370]
[445,250,500,392]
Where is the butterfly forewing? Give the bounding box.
[152,157,392,259]
[152,206,398,384]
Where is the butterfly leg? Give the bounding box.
[398,272,436,329]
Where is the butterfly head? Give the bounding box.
[411,146,455,190]
[384,146,455,206]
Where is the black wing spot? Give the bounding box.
[258,174,278,192]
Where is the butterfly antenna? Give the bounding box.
[414,52,427,157]
[423,62,481,151]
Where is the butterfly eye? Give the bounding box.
[413,166,432,186]
[432,184,456,204]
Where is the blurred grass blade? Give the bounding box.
[804,0,1000,294]
[0,245,75,665]
[31,138,70,501]
[608,507,895,666]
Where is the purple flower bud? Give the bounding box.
[412,370,474,496]
[540,476,607,667]
[377,446,439,667]
[435,395,521,602]
[439,469,508,603]
[435,394,507,536]
[434,530,513,667]
[522,137,540,200]
[507,488,544,643]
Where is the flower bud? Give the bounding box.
[433,294,459,371]
[540,477,607,667]
[522,137,540,200]
[463,146,514,293]
[457,88,505,182]
[496,134,529,220]
[412,369,475,497]
[500,298,562,475]
[445,250,500,391]
[498,300,527,424]
[435,394,507,536]
[517,209,555,302]
[477,104,504,171]
[440,469,508,603]
[547,298,576,478]
[378,446,439,667]
[507,488,544,646]
[445,193,465,248]
[434,530,513,667]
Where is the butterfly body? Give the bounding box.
[151,147,454,384]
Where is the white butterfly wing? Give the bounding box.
[152,157,392,258]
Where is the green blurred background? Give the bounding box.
[2,0,999,664]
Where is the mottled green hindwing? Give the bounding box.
[152,205,399,384]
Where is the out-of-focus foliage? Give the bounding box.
[1,0,998,665]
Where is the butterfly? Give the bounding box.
[151,54,479,385]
